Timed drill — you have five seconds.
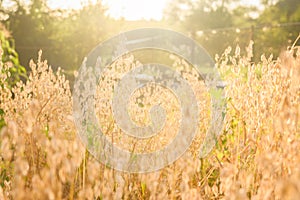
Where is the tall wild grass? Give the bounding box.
[0,40,299,199]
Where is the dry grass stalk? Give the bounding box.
[0,40,299,199]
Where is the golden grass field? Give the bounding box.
[0,40,299,199]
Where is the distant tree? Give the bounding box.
[49,1,109,72]
[164,0,300,60]
[164,0,241,58]
[255,0,300,58]
[0,0,114,83]
[2,0,55,69]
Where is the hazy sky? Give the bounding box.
[48,0,262,20]
[3,0,262,21]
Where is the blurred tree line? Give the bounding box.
[166,0,300,60]
[0,0,299,80]
[1,0,113,74]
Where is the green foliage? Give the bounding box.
[2,0,111,75]
[255,0,300,58]
[0,29,27,87]
[0,23,26,130]
[164,0,249,59]
[0,108,5,130]
[49,2,109,71]
[0,0,299,79]
[4,0,56,70]
[164,0,300,60]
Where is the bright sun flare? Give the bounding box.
[48,0,167,21]
[47,0,262,21]
[102,0,167,20]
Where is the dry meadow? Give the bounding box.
[0,40,299,199]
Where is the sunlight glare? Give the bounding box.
[102,0,167,21]
[48,0,97,10]
[47,0,262,21]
